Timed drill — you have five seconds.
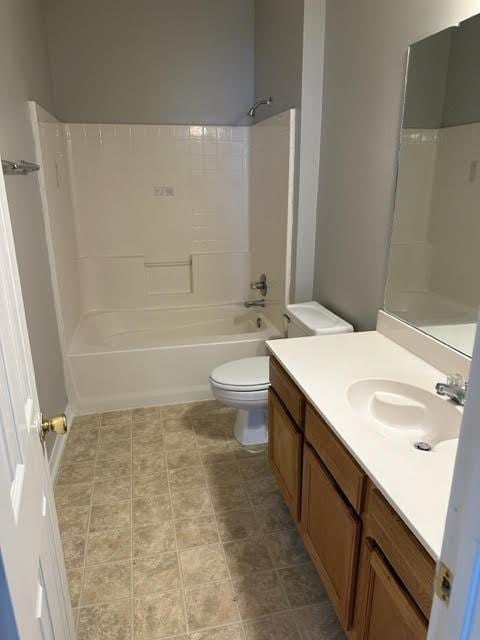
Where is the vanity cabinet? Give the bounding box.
[301,443,361,629]
[354,540,428,640]
[268,389,303,520]
[267,355,435,639]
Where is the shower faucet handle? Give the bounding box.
[250,274,268,297]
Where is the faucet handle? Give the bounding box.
[446,373,465,388]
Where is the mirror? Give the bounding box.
[385,13,480,356]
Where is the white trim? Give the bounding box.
[48,405,74,483]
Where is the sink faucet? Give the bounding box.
[245,299,265,308]
[435,374,468,406]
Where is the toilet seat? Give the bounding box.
[209,356,270,392]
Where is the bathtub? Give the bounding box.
[67,305,282,413]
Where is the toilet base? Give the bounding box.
[233,408,268,446]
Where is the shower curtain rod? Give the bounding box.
[2,159,40,175]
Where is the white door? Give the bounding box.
[0,164,75,638]
[428,317,480,639]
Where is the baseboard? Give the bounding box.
[49,404,75,483]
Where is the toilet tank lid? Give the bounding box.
[286,302,354,335]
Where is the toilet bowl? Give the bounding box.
[209,302,354,446]
[210,357,270,446]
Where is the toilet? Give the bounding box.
[209,302,353,445]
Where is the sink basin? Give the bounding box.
[347,379,462,449]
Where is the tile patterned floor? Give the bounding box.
[55,400,345,640]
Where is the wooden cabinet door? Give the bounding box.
[355,540,428,640]
[268,389,303,520]
[301,443,361,630]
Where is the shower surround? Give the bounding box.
[30,104,295,412]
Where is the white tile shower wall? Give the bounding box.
[65,123,250,309]
[429,123,480,312]
[249,110,295,330]
[34,107,83,346]
[385,129,437,312]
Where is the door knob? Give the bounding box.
[41,414,68,441]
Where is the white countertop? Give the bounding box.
[267,330,461,559]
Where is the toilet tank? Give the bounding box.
[286,302,354,338]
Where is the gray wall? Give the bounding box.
[313,0,480,331]
[45,0,255,125]
[403,30,452,129]
[443,13,480,126]
[0,0,67,446]
[254,0,305,122]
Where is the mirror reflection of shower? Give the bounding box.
[248,97,273,118]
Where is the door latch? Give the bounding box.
[435,561,453,605]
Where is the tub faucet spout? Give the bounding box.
[245,299,265,308]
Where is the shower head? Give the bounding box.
[247,97,273,118]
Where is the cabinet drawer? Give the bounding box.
[269,358,304,427]
[268,389,303,521]
[305,404,366,513]
[365,483,435,619]
[301,443,361,630]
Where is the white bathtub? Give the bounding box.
[67,305,282,413]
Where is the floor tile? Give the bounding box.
[67,568,83,608]
[278,563,328,607]
[166,448,202,470]
[133,440,165,459]
[61,533,87,569]
[237,456,271,481]
[232,570,288,620]
[133,454,166,478]
[230,443,267,460]
[62,441,97,465]
[164,429,198,450]
[55,481,93,508]
[243,612,301,639]
[57,462,95,485]
[68,427,100,446]
[101,409,133,427]
[209,483,251,513]
[204,462,243,485]
[293,602,345,639]
[81,560,131,606]
[254,496,295,533]
[171,487,213,519]
[245,476,280,508]
[133,495,173,527]
[216,509,259,541]
[189,624,245,640]
[133,521,176,558]
[133,552,181,595]
[93,477,132,505]
[223,536,273,577]
[168,465,206,492]
[266,529,309,568]
[163,417,194,432]
[89,501,131,532]
[57,505,90,536]
[94,458,132,481]
[97,437,132,461]
[180,543,229,586]
[72,413,102,429]
[98,423,132,443]
[174,515,219,550]
[85,528,131,566]
[199,443,236,466]
[77,601,131,640]
[185,581,239,631]
[133,471,169,499]
[133,406,163,424]
[133,422,164,442]
[134,591,186,639]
